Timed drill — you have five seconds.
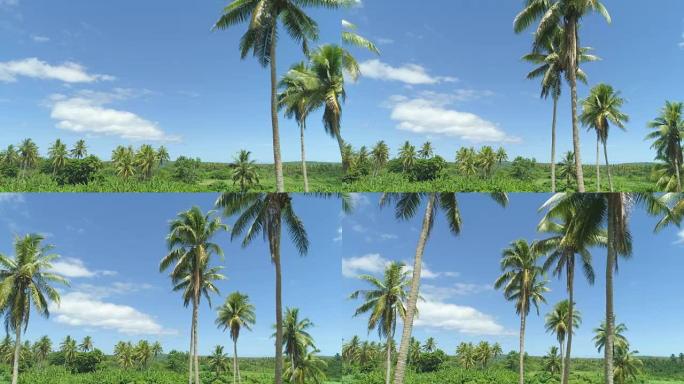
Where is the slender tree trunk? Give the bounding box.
[392,194,436,384]
[270,206,284,384]
[675,157,682,193]
[566,18,585,192]
[189,317,195,384]
[233,340,238,384]
[386,337,393,384]
[300,122,309,193]
[519,310,526,384]
[559,339,565,380]
[562,256,575,384]
[551,97,558,193]
[604,142,614,192]
[11,326,21,384]
[270,28,285,193]
[193,293,200,384]
[596,133,601,191]
[605,194,620,384]
[336,132,347,172]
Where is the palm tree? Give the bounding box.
[350,262,410,384]
[543,346,562,376]
[545,299,581,375]
[151,341,163,358]
[456,342,476,370]
[594,321,629,355]
[341,19,379,54]
[208,345,229,377]
[231,150,260,192]
[48,139,68,176]
[558,151,577,190]
[422,338,436,353]
[495,239,549,384]
[408,338,420,366]
[114,341,134,369]
[418,142,434,159]
[214,0,346,192]
[492,343,503,359]
[646,102,684,192]
[34,336,52,362]
[398,141,416,173]
[580,84,628,192]
[613,349,643,384]
[477,146,497,178]
[0,234,68,384]
[70,139,87,159]
[79,336,93,352]
[136,144,157,180]
[280,307,316,374]
[371,141,390,175]
[496,147,508,165]
[535,193,606,384]
[381,192,507,384]
[160,207,227,384]
[157,146,170,166]
[475,341,493,369]
[342,336,361,364]
[0,145,20,170]
[216,291,256,384]
[279,62,315,192]
[284,350,328,384]
[136,340,154,369]
[18,138,39,175]
[456,147,477,177]
[113,145,136,179]
[217,193,310,384]
[60,336,77,366]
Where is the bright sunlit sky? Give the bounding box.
[342,193,684,358]
[1,0,683,163]
[0,193,343,356]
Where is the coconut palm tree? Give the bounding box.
[280,307,316,378]
[580,84,628,192]
[475,341,494,369]
[217,193,310,384]
[0,234,68,384]
[34,336,52,363]
[456,342,476,370]
[398,142,416,173]
[279,62,315,192]
[456,147,477,177]
[60,336,77,366]
[646,102,684,192]
[157,146,170,166]
[216,291,256,384]
[70,139,88,159]
[79,336,93,352]
[535,193,606,384]
[136,340,154,369]
[496,147,508,165]
[285,350,328,384]
[48,139,68,176]
[594,321,629,355]
[558,151,577,190]
[18,138,39,175]
[492,343,503,359]
[115,341,134,369]
[151,341,163,358]
[371,141,390,175]
[214,0,346,192]
[208,345,229,377]
[477,146,497,178]
[112,145,136,179]
[350,262,410,384]
[0,145,20,170]
[418,142,434,159]
[422,338,436,353]
[515,0,612,192]
[543,346,562,376]
[160,207,227,384]
[408,338,421,366]
[342,336,361,364]
[136,144,157,180]
[231,150,260,192]
[381,192,507,384]
[545,299,581,374]
[341,19,379,54]
[613,348,643,384]
[495,239,549,384]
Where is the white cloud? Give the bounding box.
[379,233,398,240]
[31,35,50,43]
[359,59,457,85]
[333,226,342,242]
[377,38,394,45]
[49,257,116,278]
[51,291,176,335]
[0,58,113,83]
[73,282,152,300]
[0,193,24,204]
[422,283,491,301]
[48,90,179,141]
[342,253,388,278]
[387,92,521,143]
[415,299,509,335]
[348,193,370,208]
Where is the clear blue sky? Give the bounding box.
[0,193,343,356]
[342,193,684,358]
[1,1,682,163]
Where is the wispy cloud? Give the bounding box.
[0,193,25,204]
[0,58,113,83]
[342,253,456,279]
[31,35,50,43]
[414,299,510,335]
[49,257,117,278]
[359,59,457,85]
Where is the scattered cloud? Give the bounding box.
[73,282,153,300]
[348,193,370,208]
[333,226,342,242]
[386,92,521,143]
[422,282,491,301]
[49,257,117,278]
[0,0,18,6]
[48,89,179,141]
[679,33,684,48]
[51,291,176,335]
[0,193,25,204]
[379,233,398,240]
[359,60,457,85]
[415,299,509,335]
[377,38,394,45]
[351,0,363,8]
[31,35,50,43]
[0,58,113,83]
[342,253,456,279]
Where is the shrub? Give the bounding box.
[53,156,103,185]
[409,156,447,182]
[172,156,202,184]
[508,156,537,181]
[415,350,446,373]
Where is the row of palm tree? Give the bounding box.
[456,146,508,178]
[112,144,170,180]
[114,340,163,370]
[455,341,504,370]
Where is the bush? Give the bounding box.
[166,350,189,373]
[71,350,104,373]
[415,350,446,373]
[53,156,103,185]
[172,156,202,184]
[508,156,537,181]
[409,156,447,182]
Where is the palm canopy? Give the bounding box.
[216,291,256,342]
[580,83,628,143]
[341,19,379,54]
[593,321,629,354]
[278,62,316,129]
[545,299,581,343]
[494,239,549,316]
[278,307,316,364]
[646,103,684,169]
[0,234,69,332]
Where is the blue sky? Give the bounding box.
[0,193,343,356]
[342,193,684,358]
[1,0,683,164]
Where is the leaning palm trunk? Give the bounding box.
[300,122,309,192]
[270,28,285,193]
[562,256,575,384]
[393,194,436,384]
[385,336,393,384]
[675,157,682,192]
[11,324,21,384]
[596,133,601,191]
[336,132,346,172]
[566,18,585,192]
[519,308,526,384]
[551,97,558,193]
[269,205,284,384]
[603,142,614,192]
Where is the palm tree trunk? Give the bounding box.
[519,310,526,384]
[336,132,347,172]
[193,294,200,384]
[596,133,601,191]
[233,340,238,384]
[300,122,309,193]
[11,326,21,384]
[385,337,393,384]
[270,210,284,384]
[604,142,614,192]
[675,157,682,192]
[559,338,565,380]
[270,27,285,193]
[605,194,619,384]
[551,97,558,193]
[562,256,575,384]
[188,318,195,384]
[392,194,436,384]
[566,17,585,192]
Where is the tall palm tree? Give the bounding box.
[492,343,503,359]
[382,192,507,384]
[0,234,68,384]
[151,341,163,358]
[136,340,154,369]
[613,348,643,384]
[60,336,77,366]
[217,193,310,384]
[79,336,93,352]
[216,291,256,384]
[280,307,316,374]
[0,145,20,170]
[646,102,684,192]
[34,336,52,362]
[48,139,68,176]
[114,341,134,369]
[208,345,229,377]
[398,142,416,173]
[18,138,39,175]
[160,207,227,384]
[371,141,390,176]
[231,150,260,192]
[495,239,549,384]
[515,0,612,192]
[342,336,361,364]
[284,350,328,384]
[113,145,136,179]
[214,0,347,192]
[580,84,629,192]
[418,142,434,159]
[350,262,410,384]
[545,299,580,377]
[535,193,606,384]
[496,147,508,165]
[456,342,476,370]
[593,321,629,355]
[70,139,88,159]
[477,146,497,178]
[475,341,493,369]
[456,147,477,177]
[136,144,158,180]
[543,346,562,376]
[422,338,436,353]
[558,151,577,190]
[157,146,170,166]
